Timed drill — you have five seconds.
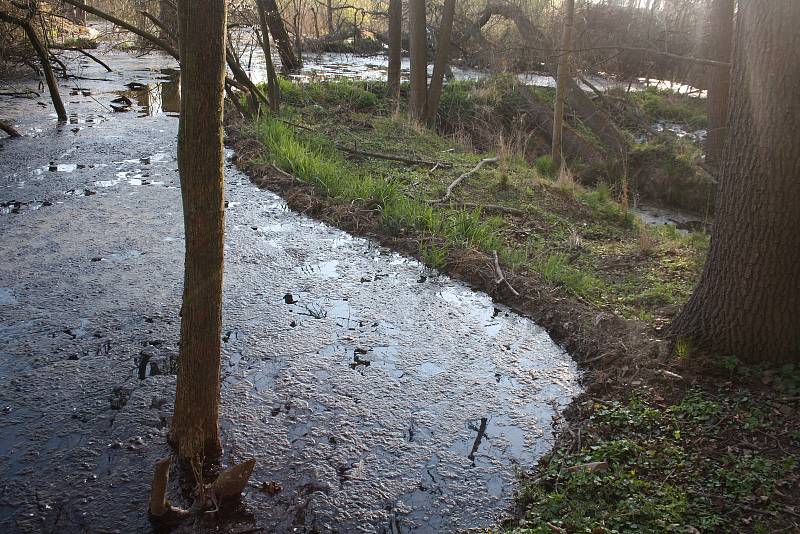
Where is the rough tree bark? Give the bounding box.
[261,0,302,71]
[670,0,800,363]
[424,0,455,126]
[387,0,402,107]
[256,0,281,112]
[704,0,735,174]
[552,0,575,169]
[0,10,67,122]
[408,0,427,121]
[169,0,227,461]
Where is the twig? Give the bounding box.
[271,163,296,181]
[431,157,499,203]
[492,250,520,296]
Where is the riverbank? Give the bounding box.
[230,80,800,532]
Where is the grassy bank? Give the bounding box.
[229,79,799,533]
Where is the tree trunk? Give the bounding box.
[552,0,575,169]
[326,0,334,34]
[469,2,628,158]
[424,0,455,126]
[670,0,800,363]
[158,0,178,45]
[256,0,281,112]
[0,11,67,122]
[261,0,302,71]
[408,0,427,121]
[387,0,402,108]
[704,0,734,174]
[169,0,227,461]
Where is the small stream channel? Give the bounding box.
[1,48,581,532]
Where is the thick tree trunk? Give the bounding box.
[256,0,281,112]
[0,11,67,122]
[387,0,402,107]
[261,0,302,71]
[670,0,800,363]
[408,0,427,121]
[552,0,575,169]
[424,0,455,126]
[704,0,734,174]
[169,0,227,461]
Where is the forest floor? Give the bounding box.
[231,80,800,533]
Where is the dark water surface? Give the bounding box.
[0,49,579,533]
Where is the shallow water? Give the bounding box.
[0,48,579,532]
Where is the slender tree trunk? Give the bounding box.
[408,0,427,121]
[326,0,334,34]
[704,0,734,174]
[256,0,281,112]
[169,0,227,461]
[261,0,302,71]
[552,0,575,169]
[387,0,402,108]
[424,0,455,126]
[0,11,67,122]
[670,0,800,363]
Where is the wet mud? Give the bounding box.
[1,48,579,533]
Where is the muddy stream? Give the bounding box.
[0,49,582,533]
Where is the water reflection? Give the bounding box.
[114,69,181,116]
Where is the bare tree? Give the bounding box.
[670,0,800,363]
[260,0,302,71]
[169,0,228,461]
[387,0,402,107]
[424,0,455,126]
[552,0,575,170]
[408,0,427,121]
[257,0,281,112]
[0,8,67,122]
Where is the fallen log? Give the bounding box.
[0,119,22,138]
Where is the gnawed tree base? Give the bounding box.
[149,457,256,524]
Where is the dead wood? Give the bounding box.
[211,458,256,500]
[492,250,520,296]
[0,119,22,138]
[431,156,499,203]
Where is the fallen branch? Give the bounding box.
[51,46,112,72]
[431,156,499,203]
[336,144,451,168]
[59,0,179,59]
[492,250,520,296]
[0,119,21,138]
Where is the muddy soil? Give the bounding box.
[0,50,579,532]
